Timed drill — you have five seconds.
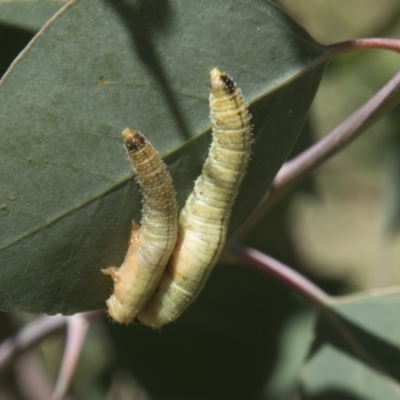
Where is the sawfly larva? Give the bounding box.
[138,68,252,327]
[103,128,178,323]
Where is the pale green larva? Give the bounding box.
[138,68,252,327]
[103,129,178,323]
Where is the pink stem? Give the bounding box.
[232,244,329,307]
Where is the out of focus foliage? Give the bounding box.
[280,0,400,290]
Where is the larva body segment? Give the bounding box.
[138,68,252,327]
[103,129,178,324]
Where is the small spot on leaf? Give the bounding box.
[98,76,107,85]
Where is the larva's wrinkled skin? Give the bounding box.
[103,129,177,324]
[138,68,252,327]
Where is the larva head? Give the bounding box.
[122,128,147,153]
[210,68,236,96]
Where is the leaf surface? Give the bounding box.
[302,288,400,399]
[0,0,326,314]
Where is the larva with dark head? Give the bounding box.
[103,129,178,324]
[138,68,252,327]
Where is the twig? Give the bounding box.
[234,69,400,238]
[232,245,397,384]
[15,352,75,400]
[325,38,400,58]
[272,69,400,200]
[232,244,330,307]
[0,311,102,372]
[51,314,92,400]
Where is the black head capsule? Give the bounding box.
[122,128,147,153]
[220,74,236,94]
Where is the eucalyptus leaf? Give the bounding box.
[0,0,326,314]
[302,288,400,399]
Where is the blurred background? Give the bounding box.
[277,0,400,292]
[1,1,400,399]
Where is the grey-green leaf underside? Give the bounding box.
[302,288,400,399]
[0,0,326,314]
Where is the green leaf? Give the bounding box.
[0,0,326,314]
[302,289,400,399]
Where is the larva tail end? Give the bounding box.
[137,310,164,329]
[122,128,146,153]
[106,295,135,324]
[210,68,236,95]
